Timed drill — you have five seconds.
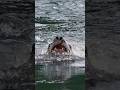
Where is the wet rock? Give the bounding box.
[86,0,120,89]
[87,81,120,90]
[0,0,34,14]
[0,0,34,89]
[0,13,34,41]
[0,41,32,68]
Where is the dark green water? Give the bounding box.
[35,63,85,90]
[36,75,85,90]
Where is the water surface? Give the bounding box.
[35,0,85,89]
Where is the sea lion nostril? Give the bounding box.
[60,37,63,40]
[56,36,59,39]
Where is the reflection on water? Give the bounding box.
[36,58,85,83]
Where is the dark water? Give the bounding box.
[36,75,85,90]
[35,62,85,90]
[35,0,85,89]
[35,57,85,90]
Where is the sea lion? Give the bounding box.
[47,36,72,54]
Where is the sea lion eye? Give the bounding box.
[60,37,63,40]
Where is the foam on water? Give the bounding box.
[35,27,85,58]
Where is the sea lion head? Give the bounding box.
[48,36,71,54]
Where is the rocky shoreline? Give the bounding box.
[86,0,120,89]
[0,0,34,90]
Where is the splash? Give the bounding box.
[35,30,85,59]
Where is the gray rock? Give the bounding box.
[86,0,120,89]
[0,0,34,89]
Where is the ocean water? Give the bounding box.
[35,0,85,89]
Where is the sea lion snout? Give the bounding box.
[55,36,63,40]
[53,36,64,44]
